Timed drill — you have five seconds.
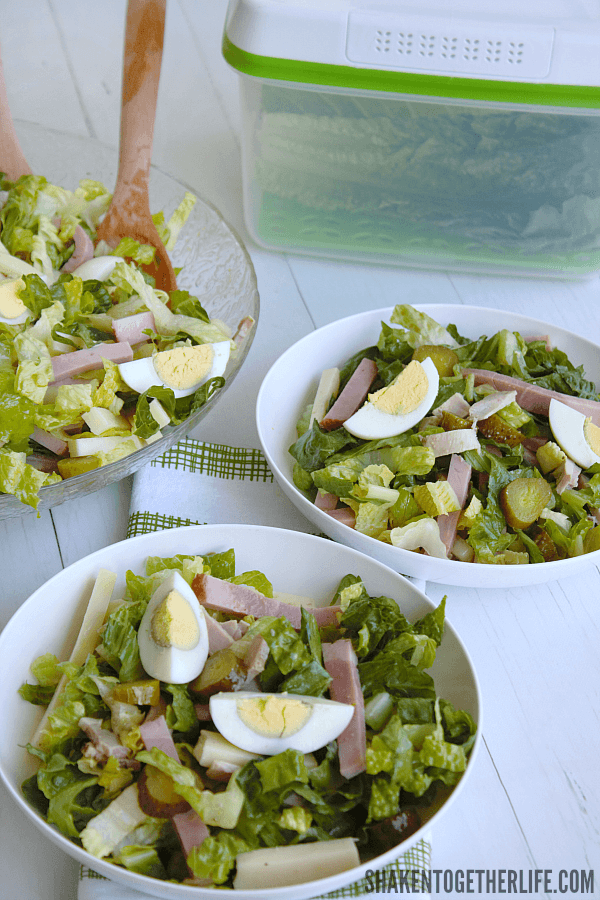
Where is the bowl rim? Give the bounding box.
[256,302,600,588]
[0,523,482,899]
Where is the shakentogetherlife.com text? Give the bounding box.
[363,868,595,895]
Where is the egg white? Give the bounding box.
[0,278,29,325]
[344,356,440,440]
[71,255,124,281]
[549,398,600,470]
[0,308,28,325]
[117,340,231,398]
[137,570,209,684]
[209,691,354,756]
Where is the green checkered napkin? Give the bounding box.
[78,438,432,899]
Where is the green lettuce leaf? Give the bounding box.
[390,305,459,349]
[358,647,436,700]
[47,776,102,838]
[289,421,357,473]
[229,570,273,598]
[187,832,251,884]
[169,290,209,322]
[247,616,311,675]
[100,599,146,681]
[114,845,167,879]
[0,449,50,509]
[164,683,198,737]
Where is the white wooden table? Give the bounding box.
[1,3,599,898]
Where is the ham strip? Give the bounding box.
[422,429,480,458]
[243,635,270,679]
[324,507,356,528]
[522,436,548,452]
[233,315,255,348]
[320,358,378,431]
[31,426,68,457]
[220,619,248,639]
[51,341,133,380]
[322,640,366,779]
[315,490,338,511]
[139,714,179,761]
[26,453,60,474]
[112,311,155,345]
[204,613,235,654]
[61,225,94,273]
[437,454,472,554]
[463,368,600,426]
[173,809,210,857]
[191,574,342,630]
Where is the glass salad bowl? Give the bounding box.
[0,524,481,900]
[256,304,600,589]
[0,122,259,519]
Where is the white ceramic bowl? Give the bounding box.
[0,524,480,900]
[256,304,600,588]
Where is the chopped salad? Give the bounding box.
[289,305,600,566]
[0,173,244,509]
[19,547,476,890]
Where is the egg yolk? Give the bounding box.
[0,278,26,320]
[150,589,200,650]
[584,418,600,457]
[236,695,312,737]
[369,360,428,416]
[154,344,214,391]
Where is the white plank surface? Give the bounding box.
[1,1,599,898]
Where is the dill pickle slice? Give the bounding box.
[440,410,470,431]
[530,526,564,562]
[412,345,459,377]
[477,414,524,447]
[56,455,100,478]
[111,679,161,705]
[500,478,553,530]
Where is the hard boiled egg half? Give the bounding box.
[138,571,209,683]
[549,398,600,469]
[344,357,439,440]
[118,340,230,398]
[209,691,354,755]
[0,277,28,325]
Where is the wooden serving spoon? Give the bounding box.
[96,0,177,292]
[0,44,32,182]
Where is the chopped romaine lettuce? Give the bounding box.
[20,548,476,889]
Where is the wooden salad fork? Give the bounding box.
[0,44,32,182]
[96,0,177,292]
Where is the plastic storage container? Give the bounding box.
[223,0,600,279]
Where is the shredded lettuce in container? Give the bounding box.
[289,304,600,567]
[0,175,235,510]
[254,87,600,267]
[19,548,476,888]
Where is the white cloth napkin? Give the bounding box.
[78,438,432,899]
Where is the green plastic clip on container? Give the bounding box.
[223,0,600,279]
